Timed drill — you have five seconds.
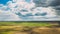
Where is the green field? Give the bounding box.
[0,21,52,26]
[0,22,59,34]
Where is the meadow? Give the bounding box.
[0,21,60,34]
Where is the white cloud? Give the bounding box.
[32,7,56,17]
[0,9,21,21]
[0,0,58,21]
[0,0,35,21]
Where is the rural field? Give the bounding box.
[0,21,60,34]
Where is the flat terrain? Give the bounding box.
[0,22,60,34]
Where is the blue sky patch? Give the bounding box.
[0,0,12,5]
[25,0,31,3]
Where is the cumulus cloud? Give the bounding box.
[33,0,51,7]
[32,7,56,17]
[0,0,35,21]
[0,0,59,21]
[48,0,60,16]
[0,10,20,21]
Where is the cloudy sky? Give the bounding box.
[0,0,60,21]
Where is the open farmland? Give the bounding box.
[0,21,60,34]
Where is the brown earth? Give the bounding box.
[0,26,60,34]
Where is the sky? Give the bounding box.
[0,0,31,5]
[0,0,60,21]
[0,0,12,5]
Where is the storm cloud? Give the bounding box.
[49,0,60,6]
[33,0,59,7]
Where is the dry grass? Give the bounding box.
[0,26,60,34]
[0,22,59,34]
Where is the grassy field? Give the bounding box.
[0,21,59,34]
[0,21,52,26]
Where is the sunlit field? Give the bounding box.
[0,21,60,34]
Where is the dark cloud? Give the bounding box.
[55,10,60,16]
[33,0,60,7]
[35,12,47,16]
[33,0,60,16]
[49,0,60,6]
[33,0,48,7]
[53,6,60,16]
[53,6,60,10]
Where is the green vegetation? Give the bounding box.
[0,21,51,26]
[0,22,59,34]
